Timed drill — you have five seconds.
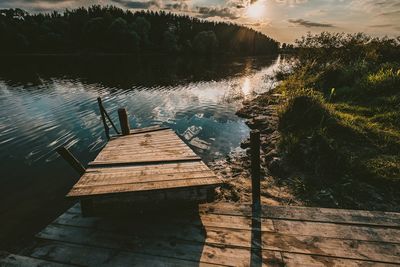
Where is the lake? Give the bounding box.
[0,55,281,249]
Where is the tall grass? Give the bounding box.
[276,33,400,189]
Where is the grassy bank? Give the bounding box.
[271,33,400,209]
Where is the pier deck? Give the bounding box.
[66,126,222,213]
[2,202,400,266]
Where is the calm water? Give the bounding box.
[0,55,281,247]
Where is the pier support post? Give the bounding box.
[250,130,261,208]
[97,97,110,140]
[118,108,130,135]
[56,146,86,175]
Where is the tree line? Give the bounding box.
[0,6,279,55]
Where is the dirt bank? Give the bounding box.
[209,91,303,206]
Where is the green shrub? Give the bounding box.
[278,88,334,135]
[363,67,400,96]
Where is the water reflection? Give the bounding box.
[0,55,281,166]
[0,55,284,246]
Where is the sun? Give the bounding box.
[246,1,266,19]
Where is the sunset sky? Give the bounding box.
[1,0,399,43]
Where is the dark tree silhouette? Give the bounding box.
[0,6,279,55]
[193,31,218,54]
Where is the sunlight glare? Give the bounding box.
[246,2,266,19]
[241,77,251,96]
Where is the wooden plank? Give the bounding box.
[74,171,218,188]
[29,241,221,267]
[95,150,196,159]
[100,144,189,153]
[272,219,400,243]
[0,251,73,267]
[200,203,400,227]
[89,156,201,166]
[35,224,283,266]
[106,130,179,143]
[58,204,400,244]
[104,138,187,147]
[99,145,194,155]
[101,142,192,152]
[96,151,198,162]
[67,177,221,197]
[39,219,400,263]
[85,161,209,174]
[130,126,170,135]
[279,252,398,267]
[122,127,173,136]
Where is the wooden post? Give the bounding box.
[250,130,261,208]
[118,108,130,135]
[56,146,85,175]
[97,97,110,140]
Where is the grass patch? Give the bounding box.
[274,33,400,197]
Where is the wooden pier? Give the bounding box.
[2,102,399,266]
[66,124,222,215]
[2,202,400,266]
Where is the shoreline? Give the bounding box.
[210,91,303,206]
[211,90,400,212]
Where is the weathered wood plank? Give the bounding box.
[67,177,221,197]
[36,224,283,266]
[58,204,400,244]
[106,133,181,145]
[96,149,196,159]
[200,203,400,227]
[116,128,173,137]
[94,153,198,162]
[279,252,399,267]
[272,219,400,243]
[130,125,170,135]
[100,144,190,153]
[75,171,217,188]
[0,251,73,267]
[90,156,201,166]
[29,241,222,267]
[38,219,400,264]
[85,161,209,174]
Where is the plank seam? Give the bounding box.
[88,158,203,168]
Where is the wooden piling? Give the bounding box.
[250,130,261,208]
[118,108,130,135]
[97,97,110,140]
[56,146,86,175]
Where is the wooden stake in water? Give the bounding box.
[118,108,130,135]
[56,146,85,175]
[97,97,110,140]
[250,130,261,208]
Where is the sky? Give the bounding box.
[0,0,399,43]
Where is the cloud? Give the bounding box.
[110,0,160,9]
[378,10,400,17]
[274,0,308,6]
[197,6,240,19]
[243,20,270,27]
[369,24,393,28]
[288,18,334,28]
[164,1,189,11]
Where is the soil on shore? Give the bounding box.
[209,92,303,206]
[210,91,400,212]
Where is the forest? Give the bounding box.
[0,6,279,55]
